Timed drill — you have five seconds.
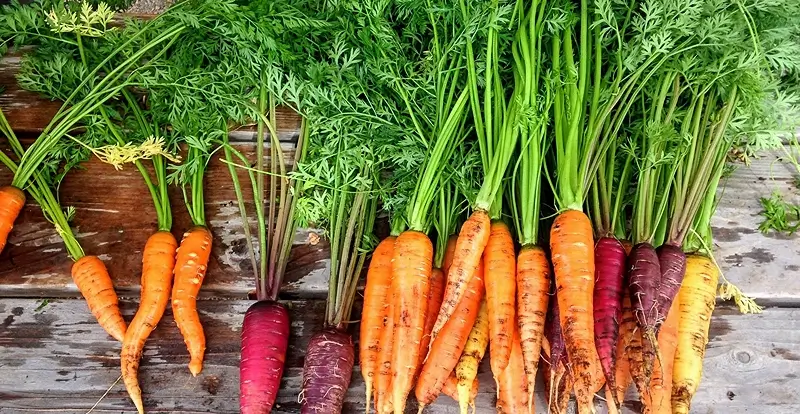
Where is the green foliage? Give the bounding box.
[759,192,800,235]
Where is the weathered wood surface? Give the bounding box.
[3,299,798,414]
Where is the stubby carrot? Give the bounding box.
[419,267,446,368]
[484,220,516,377]
[360,236,395,412]
[672,254,719,414]
[240,300,291,414]
[172,226,213,376]
[72,255,127,342]
[121,231,178,414]
[415,262,485,410]
[432,210,491,341]
[0,186,25,253]
[390,230,433,414]
[549,209,597,413]
[455,299,489,414]
[300,327,355,413]
[647,298,679,414]
[516,245,550,410]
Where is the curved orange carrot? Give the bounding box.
[121,231,178,414]
[172,226,213,376]
[0,186,25,253]
[416,261,485,410]
[432,210,490,341]
[496,327,527,414]
[443,234,458,276]
[516,245,550,410]
[72,255,127,342]
[646,298,679,414]
[390,230,433,414]
[484,220,516,377]
[549,209,597,413]
[419,267,446,367]
[360,236,395,413]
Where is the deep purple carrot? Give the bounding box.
[240,301,291,414]
[627,242,661,383]
[655,243,686,326]
[300,327,355,413]
[544,293,570,413]
[593,237,627,408]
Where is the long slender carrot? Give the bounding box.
[516,245,550,411]
[390,230,433,414]
[646,298,679,414]
[360,236,395,413]
[121,231,178,414]
[0,186,25,253]
[376,290,395,414]
[455,299,489,414]
[484,220,516,377]
[432,210,490,341]
[415,261,484,410]
[419,267,446,366]
[609,292,635,412]
[549,209,597,413]
[72,255,127,342]
[172,226,213,376]
[496,327,527,414]
[672,254,718,414]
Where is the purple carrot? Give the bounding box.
[627,242,661,382]
[593,237,627,408]
[655,243,686,325]
[544,294,570,413]
[240,300,291,414]
[300,327,355,414]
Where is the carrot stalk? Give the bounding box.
[484,220,516,377]
[516,245,550,410]
[72,255,127,342]
[0,186,25,253]
[240,300,290,414]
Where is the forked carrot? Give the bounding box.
[516,245,550,410]
[455,299,489,414]
[121,231,178,414]
[0,186,25,253]
[172,226,213,376]
[496,327,527,414]
[390,230,434,414]
[360,236,395,413]
[646,298,679,414]
[484,220,516,377]
[72,255,127,342]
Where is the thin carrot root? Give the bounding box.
[456,299,489,414]
[172,226,213,376]
[516,245,550,412]
[484,220,516,377]
[72,255,127,342]
[496,327,527,414]
[0,186,25,253]
[647,298,680,414]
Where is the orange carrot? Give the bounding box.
[646,298,679,414]
[443,234,458,276]
[376,290,395,414]
[390,230,434,414]
[516,245,550,410]
[627,325,649,403]
[484,220,516,377]
[419,267,446,367]
[121,231,178,414]
[608,293,635,413]
[360,236,395,413]
[415,260,485,410]
[172,226,213,376]
[72,255,127,342]
[432,210,491,340]
[0,186,25,253]
[549,209,597,413]
[496,327,527,414]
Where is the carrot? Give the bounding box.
[375,295,395,414]
[484,220,516,377]
[121,231,178,414]
[360,236,395,413]
[646,298,679,414]
[655,244,687,327]
[609,292,635,412]
[627,242,661,382]
[671,254,718,414]
[418,267,446,369]
[627,322,650,403]
[172,225,213,376]
[455,299,489,414]
[72,255,127,342]
[431,210,490,341]
[549,209,597,413]
[516,245,550,410]
[496,327,527,414]
[593,237,626,407]
[0,186,25,253]
[300,327,355,413]
[544,291,570,414]
[240,300,291,414]
[442,371,478,411]
[390,230,434,414]
[415,261,485,410]
[443,234,458,276]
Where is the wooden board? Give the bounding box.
[2,299,799,413]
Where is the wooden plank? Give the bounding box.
[2,299,798,413]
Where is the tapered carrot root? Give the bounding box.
[655,244,686,327]
[0,186,25,253]
[432,210,490,340]
[240,300,290,414]
[391,230,434,414]
[544,292,570,414]
[627,242,661,382]
[415,263,484,408]
[672,254,719,414]
[456,300,489,414]
[442,372,478,412]
[121,231,178,414]
[300,328,355,414]
[627,326,649,402]
[516,245,550,410]
[610,293,635,412]
[172,226,213,376]
[593,237,626,407]
[646,299,679,414]
[496,328,527,414]
[484,220,516,377]
[360,236,395,413]
[419,267,446,369]
[72,255,127,342]
[376,295,395,414]
[549,209,596,412]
